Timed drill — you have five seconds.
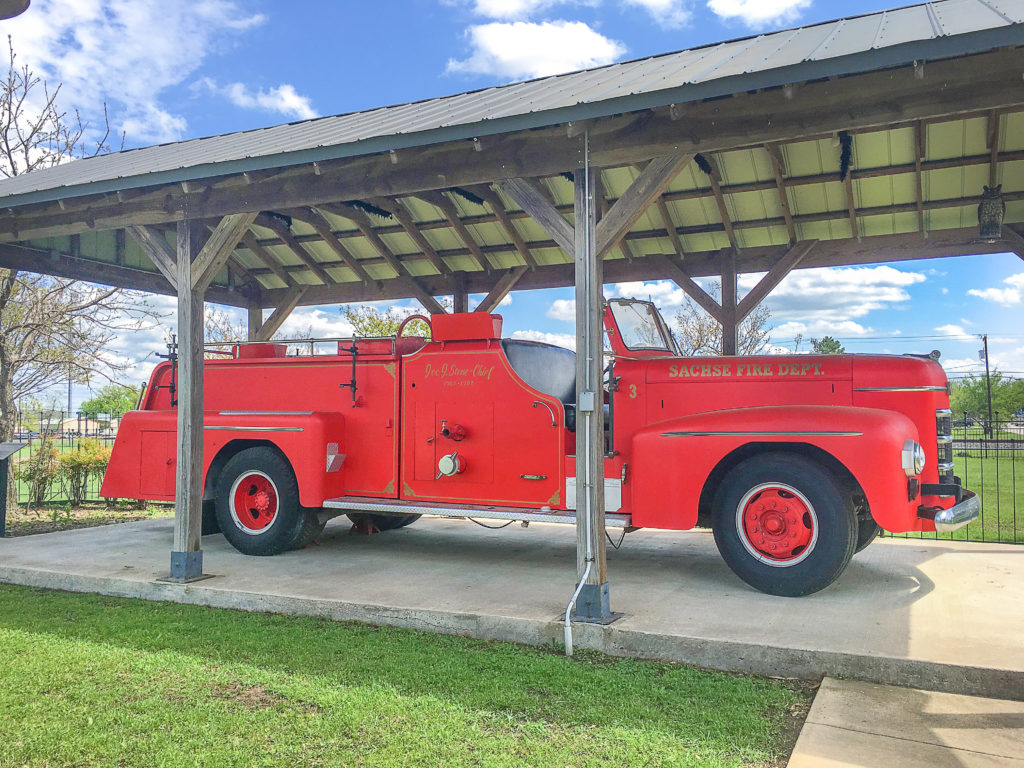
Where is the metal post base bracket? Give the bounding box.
[159,550,213,584]
[571,583,622,624]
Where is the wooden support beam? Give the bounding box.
[701,154,740,251]
[130,225,178,290]
[648,254,723,323]
[369,197,451,276]
[171,219,205,582]
[720,249,738,356]
[1003,225,1024,261]
[913,121,927,235]
[191,211,258,293]
[765,143,797,244]
[475,266,528,313]
[736,240,817,321]
[240,231,296,288]
[114,228,126,266]
[470,184,539,269]
[255,285,308,341]
[452,271,468,313]
[257,213,336,286]
[247,302,263,341]
[298,208,375,284]
[573,164,609,617]
[328,203,445,314]
[496,178,575,255]
[595,153,693,258]
[415,190,491,273]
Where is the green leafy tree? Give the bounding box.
[949,373,1024,420]
[340,304,444,338]
[810,336,845,354]
[79,384,141,419]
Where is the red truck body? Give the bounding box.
[102,300,977,596]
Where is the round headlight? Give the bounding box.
[913,443,926,474]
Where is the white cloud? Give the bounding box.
[446,21,626,79]
[608,280,689,307]
[547,298,576,322]
[967,273,1024,307]
[512,329,577,349]
[470,0,560,18]
[198,79,318,121]
[6,0,267,143]
[935,324,971,338]
[707,0,810,27]
[624,0,692,28]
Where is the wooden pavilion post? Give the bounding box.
[170,219,206,581]
[572,155,611,621]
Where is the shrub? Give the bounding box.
[15,440,61,507]
[59,439,113,507]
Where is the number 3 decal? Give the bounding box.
[629,384,637,399]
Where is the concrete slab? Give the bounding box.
[788,678,1024,767]
[1,517,1022,699]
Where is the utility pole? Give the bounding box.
[981,334,994,440]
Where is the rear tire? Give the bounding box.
[214,447,317,556]
[854,516,881,554]
[711,452,857,597]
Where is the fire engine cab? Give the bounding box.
[102,298,979,596]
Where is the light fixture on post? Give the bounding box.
[978,184,1005,242]
[0,0,28,20]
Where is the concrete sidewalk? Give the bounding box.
[789,678,1024,766]
[0,516,1022,699]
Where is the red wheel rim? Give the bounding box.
[736,483,817,566]
[229,471,279,534]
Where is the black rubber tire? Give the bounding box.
[292,515,327,549]
[854,516,881,554]
[346,512,422,531]
[201,499,221,536]
[711,452,857,597]
[214,447,316,556]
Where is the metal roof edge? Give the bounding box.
[1,22,1021,212]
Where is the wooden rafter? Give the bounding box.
[327,202,445,314]
[290,208,375,284]
[1003,226,1024,261]
[700,154,739,251]
[597,173,636,263]
[765,143,797,244]
[844,169,860,240]
[475,266,528,313]
[647,254,723,323]
[415,190,491,273]
[368,197,451,276]
[988,109,1001,188]
[469,184,538,270]
[720,249,738,355]
[655,197,685,258]
[130,225,178,290]
[256,213,336,286]
[595,153,692,259]
[240,231,297,288]
[913,121,927,235]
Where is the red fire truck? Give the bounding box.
[102,299,978,596]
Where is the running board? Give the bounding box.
[322,496,632,528]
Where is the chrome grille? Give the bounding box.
[936,408,954,485]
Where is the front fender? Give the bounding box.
[630,405,923,531]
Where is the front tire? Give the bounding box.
[214,447,318,556]
[711,453,857,597]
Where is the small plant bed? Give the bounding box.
[0,585,812,767]
[2,500,173,537]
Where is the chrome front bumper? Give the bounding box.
[932,490,980,532]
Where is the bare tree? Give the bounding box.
[0,39,151,509]
[671,281,772,356]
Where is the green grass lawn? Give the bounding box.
[0,585,807,768]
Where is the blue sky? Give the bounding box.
[4,0,1021,408]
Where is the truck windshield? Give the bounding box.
[608,299,675,352]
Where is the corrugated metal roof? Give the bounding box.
[0,0,1022,208]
